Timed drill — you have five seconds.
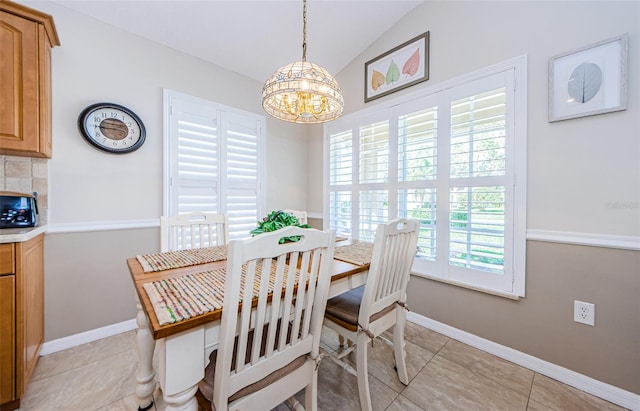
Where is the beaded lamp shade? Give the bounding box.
[261,0,344,124]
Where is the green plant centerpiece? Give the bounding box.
[250,210,311,243]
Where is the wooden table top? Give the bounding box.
[128,253,369,340]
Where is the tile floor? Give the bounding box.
[19,322,628,411]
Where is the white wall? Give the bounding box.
[20,0,311,226]
[321,0,639,238]
[16,0,310,340]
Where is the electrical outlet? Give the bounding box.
[574,301,595,326]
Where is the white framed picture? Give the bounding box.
[549,34,628,122]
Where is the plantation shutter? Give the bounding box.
[326,59,525,297]
[444,71,514,292]
[167,97,219,215]
[397,105,439,261]
[328,130,354,238]
[224,112,263,240]
[358,121,389,241]
[165,90,265,241]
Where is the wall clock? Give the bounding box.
[78,102,146,154]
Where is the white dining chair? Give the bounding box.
[322,218,419,411]
[282,209,308,225]
[160,212,228,252]
[197,226,336,411]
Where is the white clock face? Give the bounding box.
[79,104,146,154]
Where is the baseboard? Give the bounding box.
[408,312,639,411]
[40,319,137,356]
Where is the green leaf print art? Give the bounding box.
[386,60,400,85]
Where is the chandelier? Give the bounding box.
[261,0,344,124]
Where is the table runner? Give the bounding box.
[333,241,374,266]
[143,264,300,325]
[136,245,227,273]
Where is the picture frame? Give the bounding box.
[549,34,628,122]
[365,31,429,103]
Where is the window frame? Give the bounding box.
[324,56,527,298]
[163,89,266,241]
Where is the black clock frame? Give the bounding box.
[77,102,146,154]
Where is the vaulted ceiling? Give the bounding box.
[49,0,424,83]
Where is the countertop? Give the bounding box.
[0,225,47,243]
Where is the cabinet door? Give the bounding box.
[0,11,41,155]
[0,244,14,275]
[0,275,16,404]
[16,234,44,395]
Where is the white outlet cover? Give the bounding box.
[574,300,595,326]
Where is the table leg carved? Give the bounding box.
[162,386,199,411]
[135,297,156,411]
[158,326,206,411]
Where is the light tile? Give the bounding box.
[438,339,534,396]
[529,373,628,411]
[31,331,136,381]
[94,393,140,411]
[312,353,398,411]
[340,335,435,393]
[402,354,529,411]
[19,324,628,411]
[20,349,138,411]
[385,394,425,411]
[526,398,555,411]
[403,320,449,354]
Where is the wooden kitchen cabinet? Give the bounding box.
[0,1,60,158]
[0,234,44,411]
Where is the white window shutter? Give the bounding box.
[165,90,265,241]
[326,57,526,297]
[223,112,263,240]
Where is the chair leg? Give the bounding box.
[304,372,318,411]
[355,332,373,411]
[393,312,409,385]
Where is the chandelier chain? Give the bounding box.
[302,0,307,62]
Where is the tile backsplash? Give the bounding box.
[0,155,48,225]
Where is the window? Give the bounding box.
[163,89,266,241]
[325,57,526,297]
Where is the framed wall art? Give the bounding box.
[365,31,429,103]
[549,34,628,122]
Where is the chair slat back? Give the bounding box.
[213,226,335,409]
[282,209,308,225]
[359,218,419,326]
[160,212,229,251]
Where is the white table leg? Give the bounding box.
[158,326,206,411]
[163,385,199,411]
[135,297,156,411]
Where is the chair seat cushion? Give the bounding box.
[324,286,396,331]
[198,320,307,406]
[199,350,307,407]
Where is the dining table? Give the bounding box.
[127,239,374,411]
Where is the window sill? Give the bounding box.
[410,271,520,301]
